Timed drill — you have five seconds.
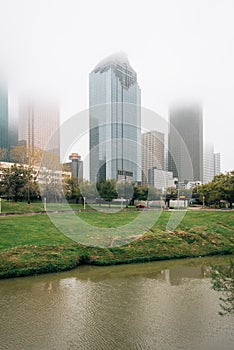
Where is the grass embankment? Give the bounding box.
[0,210,233,279]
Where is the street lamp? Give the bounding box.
[177,187,180,210]
[26,155,30,204]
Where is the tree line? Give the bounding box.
[1,146,233,208]
[198,171,234,208]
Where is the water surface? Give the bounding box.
[0,256,233,350]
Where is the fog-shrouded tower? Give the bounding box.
[214,153,221,176]
[168,102,203,182]
[0,85,8,150]
[89,52,141,183]
[18,98,60,156]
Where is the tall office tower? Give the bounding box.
[89,53,141,183]
[0,85,8,150]
[168,102,203,182]
[141,130,164,185]
[8,93,18,149]
[214,153,221,176]
[18,99,60,156]
[203,142,215,184]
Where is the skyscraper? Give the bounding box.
[168,102,203,182]
[89,53,141,183]
[18,98,60,156]
[141,130,164,185]
[203,142,215,184]
[8,93,18,149]
[0,85,8,150]
[214,153,221,176]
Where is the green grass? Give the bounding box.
[0,199,92,213]
[1,200,45,213]
[0,210,233,279]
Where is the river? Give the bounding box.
[0,256,233,350]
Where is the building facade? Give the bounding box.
[0,85,8,150]
[214,153,221,176]
[148,167,175,190]
[8,93,18,150]
[89,53,141,183]
[168,102,203,182]
[64,153,83,182]
[141,130,164,185]
[18,99,60,156]
[203,142,215,184]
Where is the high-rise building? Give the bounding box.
[168,102,203,182]
[8,93,18,149]
[66,152,83,182]
[148,167,175,190]
[18,99,60,156]
[0,85,8,150]
[141,130,164,185]
[214,153,221,176]
[89,53,141,183]
[203,142,215,184]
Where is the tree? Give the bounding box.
[211,261,234,316]
[63,177,81,203]
[116,181,133,198]
[0,148,8,162]
[9,145,28,164]
[147,186,161,200]
[199,171,234,208]
[79,180,97,203]
[0,164,33,202]
[96,179,118,205]
[130,184,161,204]
[9,145,43,166]
[132,185,140,204]
[137,185,148,201]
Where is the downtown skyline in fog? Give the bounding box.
[0,0,234,172]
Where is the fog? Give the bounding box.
[0,0,234,172]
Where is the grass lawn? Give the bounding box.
[0,209,233,278]
[0,200,88,213]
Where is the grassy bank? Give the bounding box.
[0,210,233,279]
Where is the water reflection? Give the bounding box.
[0,256,233,350]
[210,260,234,316]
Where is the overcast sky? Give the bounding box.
[0,0,234,172]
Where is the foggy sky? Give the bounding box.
[0,0,233,172]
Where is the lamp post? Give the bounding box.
[177,188,180,210]
[202,195,205,209]
[26,155,30,204]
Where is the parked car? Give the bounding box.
[135,203,149,209]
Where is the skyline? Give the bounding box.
[0,0,234,172]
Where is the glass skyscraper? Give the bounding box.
[168,102,203,182]
[0,85,8,150]
[89,53,141,183]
